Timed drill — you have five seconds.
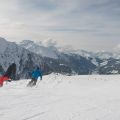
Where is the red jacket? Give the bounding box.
[0,76,9,87]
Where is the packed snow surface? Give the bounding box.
[0,74,120,120]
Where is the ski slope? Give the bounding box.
[0,74,120,120]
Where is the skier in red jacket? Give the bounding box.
[0,63,16,87]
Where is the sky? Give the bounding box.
[0,0,120,52]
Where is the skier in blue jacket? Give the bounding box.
[27,67,42,87]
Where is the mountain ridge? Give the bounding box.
[0,37,120,79]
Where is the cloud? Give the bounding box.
[114,44,120,52]
[0,0,120,51]
[41,39,57,47]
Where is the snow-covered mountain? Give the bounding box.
[94,51,120,59]
[19,40,59,59]
[1,37,120,77]
[18,39,120,75]
[0,37,44,79]
[19,39,120,60]
[19,40,98,74]
[61,48,120,59]
[1,38,94,78]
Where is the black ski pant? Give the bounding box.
[28,78,37,86]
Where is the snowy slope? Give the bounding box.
[74,50,120,59]
[19,40,59,59]
[0,37,9,54]
[1,74,120,120]
[0,37,23,71]
[60,47,120,59]
[0,38,43,78]
[94,51,120,59]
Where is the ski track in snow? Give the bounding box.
[1,74,120,120]
[22,112,46,120]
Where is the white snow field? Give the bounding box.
[0,74,120,120]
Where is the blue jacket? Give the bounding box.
[31,69,42,80]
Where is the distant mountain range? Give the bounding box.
[0,37,120,79]
[19,39,120,60]
[19,40,59,59]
